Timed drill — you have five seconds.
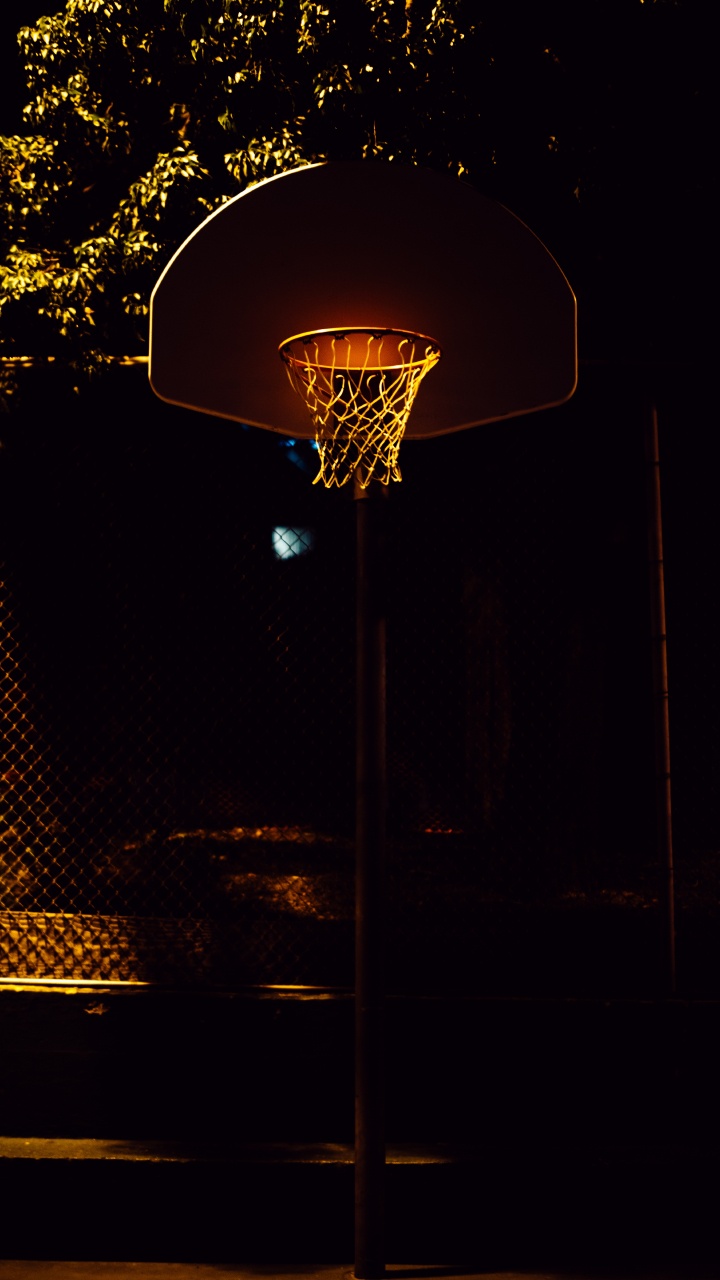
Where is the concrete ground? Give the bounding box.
[0,1265,716,1279]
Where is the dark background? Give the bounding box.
[1,7,718,1270]
[2,353,718,997]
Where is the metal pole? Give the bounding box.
[354,475,387,1279]
[644,401,676,996]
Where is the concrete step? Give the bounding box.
[3,984,720,1150]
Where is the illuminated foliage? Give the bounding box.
[0,0,493,378]
[0,0,709,396]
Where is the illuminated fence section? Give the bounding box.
[0,365,717,993]
[0,564,212,981]
[0,368,356,985]
[0,576,65,954]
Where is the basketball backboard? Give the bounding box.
[149,161,577,439]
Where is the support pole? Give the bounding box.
[354,476,387,1279]
[645,402,676,997]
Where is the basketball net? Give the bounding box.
[279,329,441,488]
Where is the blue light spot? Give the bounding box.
[272,526,316,560]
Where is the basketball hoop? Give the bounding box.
[279,328,441,488]
[150,162,577,1280]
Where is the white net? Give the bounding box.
[279,329,441,488]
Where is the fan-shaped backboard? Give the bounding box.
[149,161,576,438]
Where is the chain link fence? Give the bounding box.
[1,362,717,994]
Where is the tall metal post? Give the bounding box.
[645,401,676,996]
[354,476,387,1279]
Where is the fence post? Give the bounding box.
[645,400,676,996]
